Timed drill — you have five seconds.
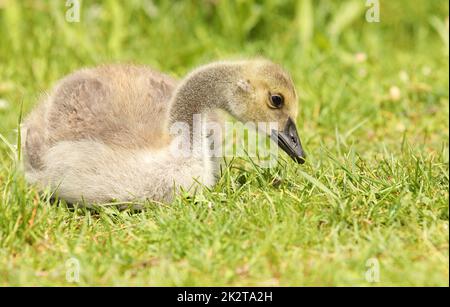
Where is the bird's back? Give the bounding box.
[23,64,178,171]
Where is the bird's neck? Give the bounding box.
[168,63,239,130]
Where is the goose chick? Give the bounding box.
[22,59,306,204]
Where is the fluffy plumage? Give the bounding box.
[22,59,300,204]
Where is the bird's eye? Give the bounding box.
[268,93,284,109]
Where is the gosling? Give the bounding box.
[22,59,306,204]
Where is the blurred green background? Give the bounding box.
[0,0,448,155]
[0,0,448,286]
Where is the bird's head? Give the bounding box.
[227,59,306,164]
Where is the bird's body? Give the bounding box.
[23,59,305,204]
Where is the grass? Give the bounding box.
[0,0,448,286]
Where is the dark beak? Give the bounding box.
[271,117,306,164]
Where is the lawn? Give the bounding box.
[0,0,448,286]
